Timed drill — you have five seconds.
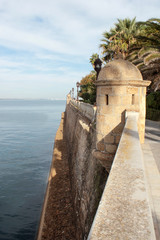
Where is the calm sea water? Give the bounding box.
[0,100,66,240]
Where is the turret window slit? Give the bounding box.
[132,94,135,105]
[106,95,109,105]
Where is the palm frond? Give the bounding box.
[138,47,159,58]
[144,53,160,65]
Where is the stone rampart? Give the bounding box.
[37,99,156,240]
[64,99,108,240]
[65,98,155,239]
[88,112,155,240]
[37,59,154,240]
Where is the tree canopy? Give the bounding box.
[100,18,139,60]
[100,17,160,91]
[79,72,96,104]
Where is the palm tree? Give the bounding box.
[127,18,160,91]
[137,18,160,65]
[89,53,99,67]
[100,17,160,91]
[100,17,139,61]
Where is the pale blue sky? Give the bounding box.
[0,0,160,99]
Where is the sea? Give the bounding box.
[0,99,66,240]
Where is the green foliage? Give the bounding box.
[100,17,139,61]
[80,17,160,104]
[127,18,160,75]
[90,53,99,67]
[146,108,160,121]
[146,92,160,120]
[79,72,96,104]
[144,52,160,65]
[100,17,160,83]
[146,91,160,110]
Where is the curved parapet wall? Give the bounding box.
[70,99,97,122]
[88,112,156,240]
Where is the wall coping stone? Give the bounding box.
[88,112,156,240]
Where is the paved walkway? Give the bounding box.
[142,120,160,240]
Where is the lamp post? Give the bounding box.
[94,57,102,80]
[76,82,80,101]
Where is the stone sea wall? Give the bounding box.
[64,101,108,239]
[37,100,108,240]
[37,99,155,240]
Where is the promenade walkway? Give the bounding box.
[142,120,160,240]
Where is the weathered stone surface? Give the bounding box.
[97,142,105,151]
[97,105,113,115]
[127,86,139,94]
[64,102,108,240]
[96,58,150,150]
[112,86,126,95]
[100,87,112,95]
[37,58,152,240]
[104,134,114,144]
[105,144,117,154]
[109,95,122,105]
[88,114,156,240]
[96,95,106,106]
[97,59,143,81]
[121,94,132,105]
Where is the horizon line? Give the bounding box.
[0,98,66,101]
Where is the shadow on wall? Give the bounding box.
[64,104,108,240]
[94,111,126,172]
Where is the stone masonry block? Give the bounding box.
[134,95,139,105]
[105,144,117,154]
[104,134,114,144]
[99,105,113,115]
[114,106,126,114]
[112,86,126,95]
[109,95,121,105]
[115,135,121,144]
[121,95,132,105]
[126,105,140,112]
[105,114,122,125]
[97,123,112,136]
[111,122,124,135]
[142,87,146,96]
[96,87,101,96]
[96,133,103,142]
[97,142,105,151]
[127,87,138,94]
[101,87,112,95]
[97,96,106,106]
[96,114,105,123]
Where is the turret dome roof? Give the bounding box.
[97,59,142,81]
